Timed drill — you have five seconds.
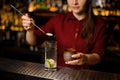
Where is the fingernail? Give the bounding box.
[65,62,68,64]
[71,55,74,57]
[72,55,75,57]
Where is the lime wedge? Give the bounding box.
[49,59,55,68]
[45,59,51,68]
[45,59,56,68]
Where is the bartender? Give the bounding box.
[21,0,107,70]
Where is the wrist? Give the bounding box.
[84,53,101,65]
[27,29,34,33]
[83,54,88,64]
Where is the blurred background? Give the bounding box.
[0,0,120,73]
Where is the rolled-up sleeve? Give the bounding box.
[92,19,108,58]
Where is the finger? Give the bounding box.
[22,14,31,20]
[22,21,30,27]
[23,20,31,24]
[25,13,29,17]
[22,17,31,21]
[72,52,83,58]
[22,20,31,27]
[24,26,31,30]
[22,22,28,27]
[66,59,79,65]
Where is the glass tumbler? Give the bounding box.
[44,41,57,71]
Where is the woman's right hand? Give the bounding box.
[21,13,35,31]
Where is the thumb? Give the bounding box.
[25,13,30,17]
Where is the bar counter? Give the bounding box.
[0,57,119,80]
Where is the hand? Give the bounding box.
[65,52,88,65]
[21,13,34,31]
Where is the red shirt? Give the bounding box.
[34,12,107,69]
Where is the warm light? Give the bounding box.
[116,10,120,16]
[93,8,120,16]
[0,25,5,30]
[93,8,99,16]
[49,7,58,12]
[10,26,24,31]
[68,7,72,12]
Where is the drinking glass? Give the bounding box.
[44,41,57,71]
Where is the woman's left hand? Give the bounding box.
[65,52,88,65]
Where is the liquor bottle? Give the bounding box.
[28,0,36,12]
[49,0,58,12]
[39,0,47,11]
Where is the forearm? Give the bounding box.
[85,53,101,65]
[26,30,37,46]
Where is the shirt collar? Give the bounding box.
[67,12,77,20]
[67,12,85,22]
